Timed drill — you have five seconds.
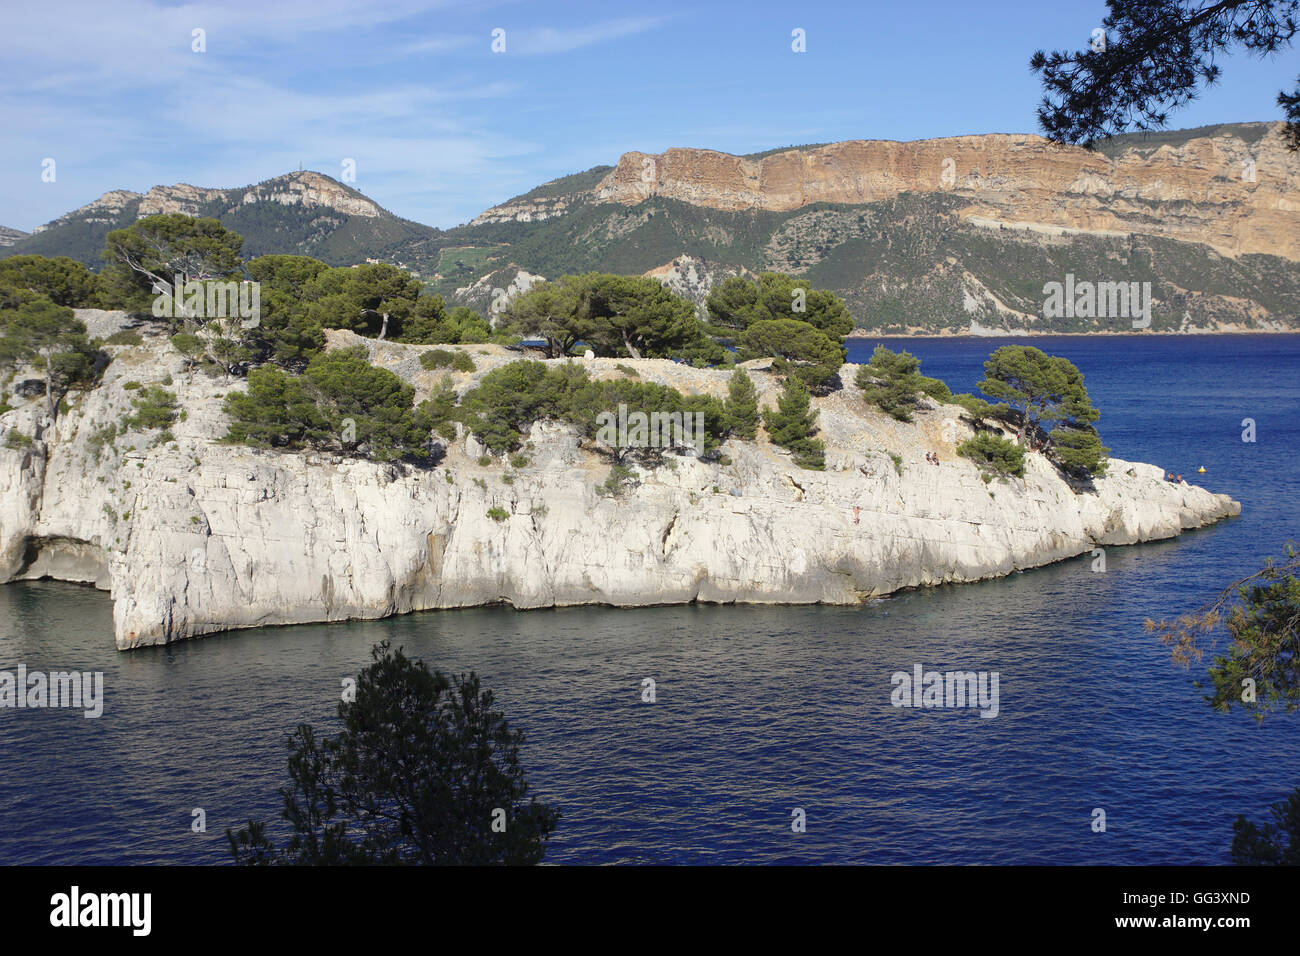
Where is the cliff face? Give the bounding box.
[449,125,1300,334]
[0,312,1239,650]
[584,127,1300,260]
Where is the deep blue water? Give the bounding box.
[1,334,1297,865]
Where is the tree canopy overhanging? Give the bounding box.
[1032,0,1300,149]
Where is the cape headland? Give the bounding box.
[0,311,1239,650]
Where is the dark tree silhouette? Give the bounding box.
[1031,0,1300,149]
[1231,786,1300,864]
[227,642,558,865]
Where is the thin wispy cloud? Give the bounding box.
[400,34,478,56]
[507,16,671,55]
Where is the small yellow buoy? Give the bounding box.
[1197,466,1206,473]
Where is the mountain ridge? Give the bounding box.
[7,170,437,268]
[5,122,1298,334]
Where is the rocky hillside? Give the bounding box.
[7,123,1299,333]
[588,126,1295,258]
[2,171,436,267]
[430,123,1300,333]
[0,310,1239,650]
[0,226,28,248]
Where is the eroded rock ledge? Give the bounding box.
[0,314,1239,650]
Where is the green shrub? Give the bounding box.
[615,364,639,377]
[122,380,142,391]
[170,332,204,363]
[4,430,33,449]
[88,423,117,459]
[123,386,178,431]
[105,329,143,346]
[486,506,509,521]
[762,377,825,470]
[957,432,1026,479]
[223,346,436,463]
[855,345,950,421]
[738,318,844,392]
[1049,425,1110,479]
[420,349,475,373]
[952,392,1003,421]
[460,361,574,453]
[509,453,531,469]
[597,464,638,497]
[419,377,460,440]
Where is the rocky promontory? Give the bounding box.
[0,311,1240,650]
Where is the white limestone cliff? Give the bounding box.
[0,312,1240,651]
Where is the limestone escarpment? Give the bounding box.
[0,312,1239,650]
[587,126,1300,260]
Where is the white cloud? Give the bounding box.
[507,16,670,55]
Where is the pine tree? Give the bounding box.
[763,377,825,470]
[724,368,760,440]
[227,642,559,865]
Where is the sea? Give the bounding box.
[1,334,1297,864]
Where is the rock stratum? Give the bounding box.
[456,123,1300,333]
[0,311,1239,650]
[585,127,1300,260]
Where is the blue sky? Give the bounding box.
[2,0,1296,232]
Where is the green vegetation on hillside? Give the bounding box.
[457,359,734,460]
[0,293,102,420]
[0,226,1113,486]
[855,345,950,421]
[957,432,1026,480]
[500,272,724,362]
[0,255,100,307]
[223,346,438,463]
